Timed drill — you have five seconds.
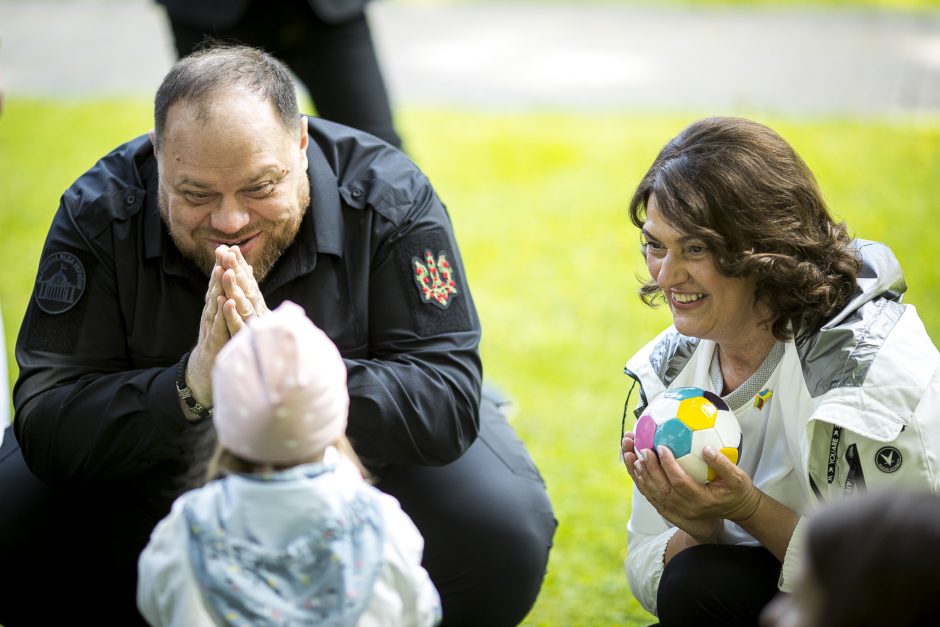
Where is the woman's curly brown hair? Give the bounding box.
[629,117,861,340]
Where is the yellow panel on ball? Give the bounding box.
[675,397,717,430]
[720,446,740,466]
[706,447,741,481]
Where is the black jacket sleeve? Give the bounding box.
[13,174,209,486]
[337,158,482,468]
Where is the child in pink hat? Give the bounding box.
[137,301,441,626]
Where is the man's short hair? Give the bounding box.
[153,43,300,151]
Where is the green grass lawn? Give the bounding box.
[2,100,939,625]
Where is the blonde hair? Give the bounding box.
[206,433,369,481]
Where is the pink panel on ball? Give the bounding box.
[635,414,657,452]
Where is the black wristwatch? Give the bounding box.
[176,351,213,420]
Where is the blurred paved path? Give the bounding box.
[1,0,938,115]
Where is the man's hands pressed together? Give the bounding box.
[217,244,271,335]
[181,245,271,421]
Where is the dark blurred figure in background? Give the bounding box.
[156,0,402,149]
[761,489,940,627]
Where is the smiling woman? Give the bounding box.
[619,116,940,627]
[640,195,768,385]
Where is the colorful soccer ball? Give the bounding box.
[634,387,742,483]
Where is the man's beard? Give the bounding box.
[158,180,310,283]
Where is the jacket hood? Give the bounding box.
[794,239,908,398]
[823,239,906,329]
[183,459,385,626]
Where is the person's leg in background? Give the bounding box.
[278,6,402,149]
[163,0,402,149]
[0,429,148,626]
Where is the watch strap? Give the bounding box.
[176,351,213,420]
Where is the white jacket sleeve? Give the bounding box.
[778,515,808,592]
[625,484,678,616]
[137,499,215,627]
[362,495,442,627]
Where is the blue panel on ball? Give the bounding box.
[664,386,705,401]
[654,418,693,458]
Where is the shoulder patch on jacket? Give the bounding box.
[397,230,470,335]
[34,251,86,314]
[26,249,96,354]
[412,250,458,309]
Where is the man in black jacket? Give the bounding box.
[0,44,554,626]
[156,0,402,148]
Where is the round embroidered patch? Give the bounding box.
[35,251,86,314]
[874,446,902,473]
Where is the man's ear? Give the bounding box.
[149,130,158,153]
[299,116,309,151]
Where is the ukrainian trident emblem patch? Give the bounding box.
[413,250,458,309]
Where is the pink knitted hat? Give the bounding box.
[212,301,349,464]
